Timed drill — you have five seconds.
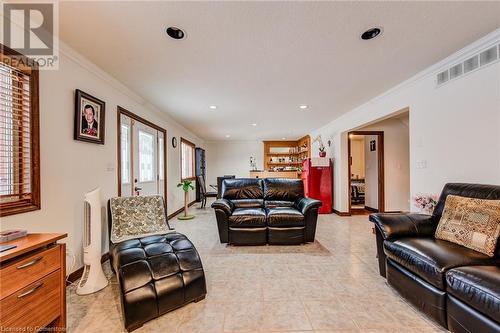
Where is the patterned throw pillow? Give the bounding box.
[110,195,170,243]
[435,195,500,257]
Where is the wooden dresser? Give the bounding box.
[0,233,67,332]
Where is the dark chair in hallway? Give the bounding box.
[197,175,217,208]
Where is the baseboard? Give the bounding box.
[66,253,110,286]
[167,200,197,220]
[364,206,379,213]
[333,209,351,216]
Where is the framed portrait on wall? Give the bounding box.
[74,89,105,144]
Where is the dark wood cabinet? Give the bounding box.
[195,148,206,202]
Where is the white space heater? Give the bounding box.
[77,188,108,295]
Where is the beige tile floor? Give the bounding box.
[67,202,448,333]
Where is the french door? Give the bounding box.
[118,107,166,198]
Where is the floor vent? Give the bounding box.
[437,43,499,86]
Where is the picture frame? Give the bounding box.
[172,137,177,148]
[370,140,376,151]
[74,89,105,144]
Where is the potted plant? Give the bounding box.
[177,180,195,220]
[313,135,327,157]
[413,193,439,214]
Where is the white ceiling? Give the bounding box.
[59,1,500,141]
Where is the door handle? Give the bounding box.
[134,187,142,191]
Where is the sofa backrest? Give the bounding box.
[433,183,500,257]
[263,178,304,203]
[433,183,500,219]
[221,178,264,201]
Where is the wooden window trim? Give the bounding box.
[180,137,196,181]
[0,44,40,217]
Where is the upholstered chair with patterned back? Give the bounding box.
[107,195,206,331]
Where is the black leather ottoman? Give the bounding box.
[110,233,207,332]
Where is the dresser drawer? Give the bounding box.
[0,245,61,299]
[0,269,61,330]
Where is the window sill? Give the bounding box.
[0,202,40,217]
[181,177,196,182]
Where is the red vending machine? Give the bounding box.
[302,158,333,214]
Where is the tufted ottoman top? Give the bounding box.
[111,233,202,288]
[109,232,207,331]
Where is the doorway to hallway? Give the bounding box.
[348,131,384,215]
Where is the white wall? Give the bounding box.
[0,43,204,273]
[205,140,263,187]
[360,115,410,212]
[311,30,500,213]
[364,135,379,209]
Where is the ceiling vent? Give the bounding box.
[449,63,463,80]
[463,55,479,74]
[437,70,449,85]
[479,45,498,66]
[437,43,500,87]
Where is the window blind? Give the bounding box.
[0,61,32,205]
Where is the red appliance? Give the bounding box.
[302,158,333,214]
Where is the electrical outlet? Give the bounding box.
[416,160,427,169]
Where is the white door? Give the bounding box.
[120,114,165,197]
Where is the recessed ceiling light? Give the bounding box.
[225,134,231,138]
[299,105,308,110]
[166,27,185,40]
[361,27,382,40]
[209,105,217,110]
[251,123,257,126]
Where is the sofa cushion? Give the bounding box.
[264,200,295,208]
[222,178,263,200]
[446,266,500,322]
[384,238,500,289]
[263,178,304,202]
[266,207,304,227]
[232,199,264,208]
[435,195,500,257]
[228,208,266,228]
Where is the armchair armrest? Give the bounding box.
[369,213,437,241]
[211,199,234,215]
[295,197,322,215]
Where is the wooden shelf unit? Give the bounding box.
[263,135,311,171]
